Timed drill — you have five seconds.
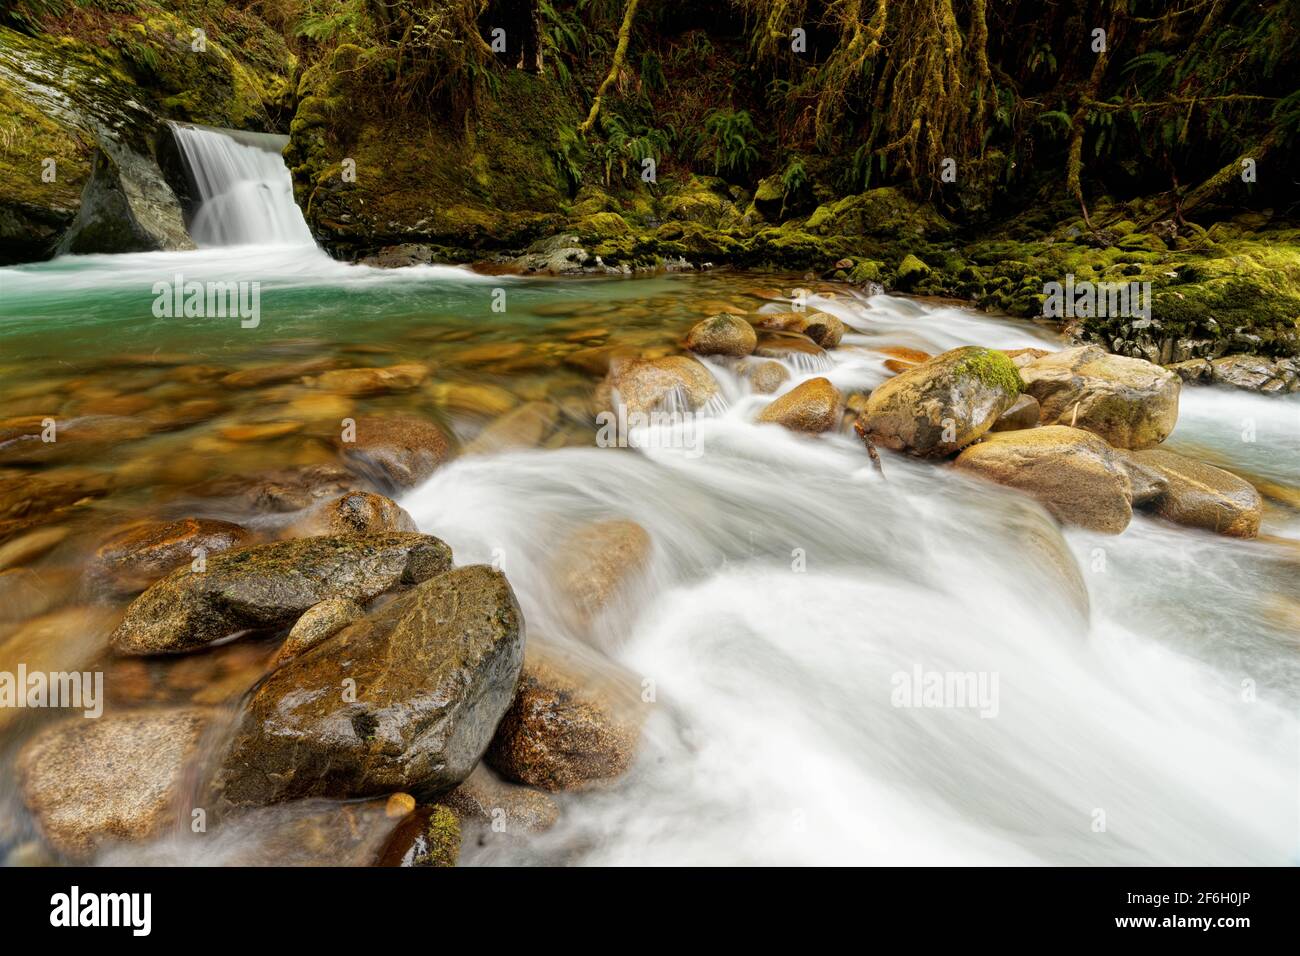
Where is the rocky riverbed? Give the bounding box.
[1,259,1297,865]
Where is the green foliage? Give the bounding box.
[702,108,758,180]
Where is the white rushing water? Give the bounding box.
[402,294,1300,867]
[169,123,316,247]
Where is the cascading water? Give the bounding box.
[169,123,315,247]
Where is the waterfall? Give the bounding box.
[169,123,315,247]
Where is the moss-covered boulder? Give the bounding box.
[861,346,1023,456]
[804,187,952,240]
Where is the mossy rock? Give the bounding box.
[894,253,931,289]
[804,187,952,240]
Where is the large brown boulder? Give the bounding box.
[601,356,720,416]
[684,314,758,357]
[110,533,452,655]
[860,346,1023,456]
[19,709,207,860]
[751,310,846,347]
[92,517,249,592]
[954,426,1134,533]
[1119,449,1262,538]
[1019,346,1180,449]
[336,415,454,490]
[214,565,524,806]
[487,645,643,792]
[756,377,843,433]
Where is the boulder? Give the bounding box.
[954,426,1133,533]
[304,490,418,535]
[19,709,207,860]
[335,415,454,490]
[684,314,758,357]
[214,565,524,805]
[487,646,642,792]
[110,533,452,655]
[192,464,355,513]
[753,330,831,367]
[1208,354,1299,394]
[861,346,1023,456]
[1019,346,1180,448]
[745,359,791,394]
[270,597,366,666]
[751,311,846,348]
[92,517,249,592]
[310,363,429,395]
[756,377,843,433]
[1121,449,1262,538]
[601,356,719,416]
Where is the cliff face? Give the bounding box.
[0,1,293,262]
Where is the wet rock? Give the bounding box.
[1122,449,1262,538]
[93,517,249,593]
[298,490,418,535]
[552,519,652,619]
[220,359,337,389]
[1111,450,1169,506]
[310,363,429,395]
[752,330,831,366]
[1000,347,1050,368]
[751,311,845,348]
[57,146,193,255]
[1208,354,1299,394]
[110,532,452,655]
[1167,357,1212,385]
[19,709,207,860]
[487,646,643,792]
[217,421,303,442]
[684,314,758,357]
[757,377,843,433]
[429,382,519,416]
[465,401,559,455]
[378,806,461,867]
[193,464,356,513]
[601,356,720,416]
[0,415,153,465]
[745,359,791,394]
[0,606,114,731]
[0,525,69,571]
[990,393,1041,432]
[0,469,112,540]
[270,597,366,667]
[215,565,524,806]
[438,763,560,834]
[1020,346,1180,448]
[879,346,932,374]
[954,426,1134,533]
[336,416,454,490]
[861,346,1023,457]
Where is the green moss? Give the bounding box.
[420,806,460,868]
[895,253,931,289]
[954,347,1024,395]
